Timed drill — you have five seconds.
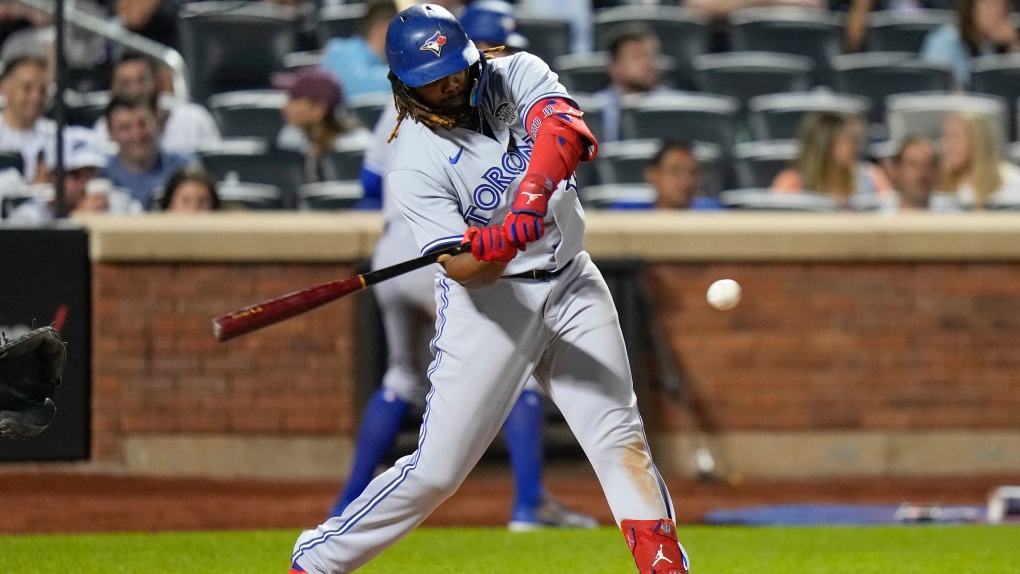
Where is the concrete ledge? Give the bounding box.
[76,211,1020,263]
[123,435,354,479]
[649,430,1020,479]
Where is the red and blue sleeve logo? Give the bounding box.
[420,32,447,57]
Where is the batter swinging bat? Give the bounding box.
[212,242,471,342]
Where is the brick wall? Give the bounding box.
[92,263,360,463]
[640,263,1020,433]
[91,261,1020,467]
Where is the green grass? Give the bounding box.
[1,526,1017,574]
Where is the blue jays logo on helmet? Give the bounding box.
[385,4,481,88]
[420,31,447,57]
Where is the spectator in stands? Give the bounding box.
[921,0,1020,88]
[103,94,194,208]
[277,69,368,183]
[95,53,221,155]
[887,137,938,210]
[597,24,669,143]
[838,0,945,52]
[0,54,53,183]
[7,127,142,223]
[159,164,221,212]
[938,112,1020,208]
[645,140,721,210]
[771,111,892,206]
[320,0,397,98]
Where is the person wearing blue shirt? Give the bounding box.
[102,94,194,209]
[920,0,1020,88]
[319,0,397,98]
[645,140,722,211]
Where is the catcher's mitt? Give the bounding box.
[0,326,66,440]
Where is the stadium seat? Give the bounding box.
[971,54,1020,140]
[325,139,369,181]
[733,140,798,189]
[618,93,739,153]
[553,53,611,94]
[178,1,297,104]
[727,7,843,86]
[198,139,305,208]
[748,91,871,141]
[64,90,109,128]
[581,183,658,209]
[593,6,711,90]
[693,52,813,109]
[719,189,839,212]
[282,51,324,72]
[207,90,288,142]
[348,93,393,131]
[216,180,284,210]
[300,181,364,210]
[865,10,954,53]
[885,92,1008,149]
[0,150,24,175]
[515,11,572,65]
[317,4,367,44]
[830,52,952,124]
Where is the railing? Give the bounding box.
[12,0,189,100]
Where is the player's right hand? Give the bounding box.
[462,225,517,264]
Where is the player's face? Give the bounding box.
[108,106,159,165]
[942,116,973,173]
[647,148,699,209]
[414,68,471,110]
[0,62,48,127]
[112,61,157,99]
[167,181,215,212]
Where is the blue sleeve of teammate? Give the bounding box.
[355,167,383,210]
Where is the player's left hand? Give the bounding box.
[462,225,517,263]
[504,175,554,248]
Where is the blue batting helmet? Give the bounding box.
[460,0,528,50]
[385,4,480,88]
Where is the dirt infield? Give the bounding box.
[1,463,1015,535]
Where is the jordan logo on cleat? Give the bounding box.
[652,544,673,567]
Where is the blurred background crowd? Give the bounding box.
[2,0,1020,222]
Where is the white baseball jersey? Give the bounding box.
[387,52,585,276]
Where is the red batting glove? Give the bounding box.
[504,174,554,248]
[462,225,517,264]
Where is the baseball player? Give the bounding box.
[335,0,596,532]
[291,5,689,574]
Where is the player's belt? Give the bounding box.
[505,258,574,281]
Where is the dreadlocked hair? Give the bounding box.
[388,46,506,143]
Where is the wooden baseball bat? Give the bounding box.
[212,242,471,342]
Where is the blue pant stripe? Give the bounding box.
[294,387,436,561]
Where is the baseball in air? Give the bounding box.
[707,279,741,311]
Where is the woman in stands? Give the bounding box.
[160,164,221,212]
[276,68,369,183]
[938,112,1020,209]
[921,0,1020,88]
[770,111,892,207]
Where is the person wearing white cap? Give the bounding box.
[7,126,142,224]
